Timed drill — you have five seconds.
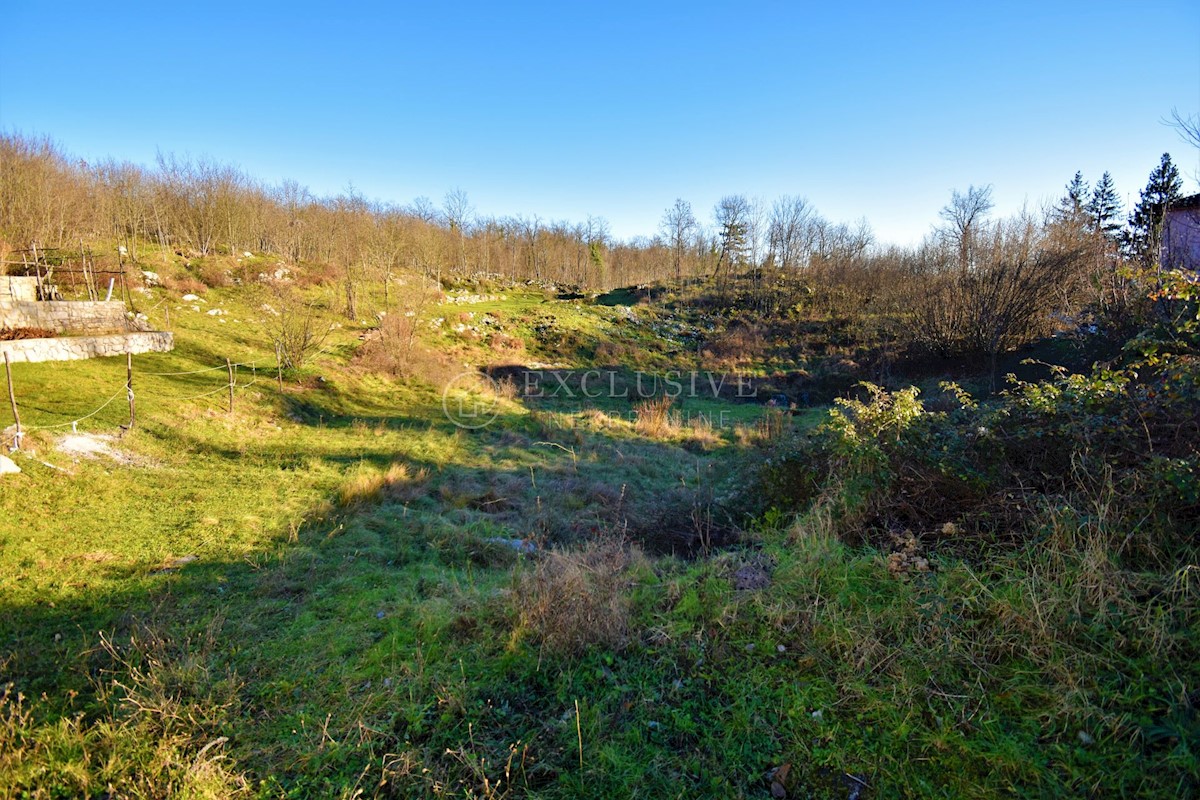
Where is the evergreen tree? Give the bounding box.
[1124,153,1183,267]
[1085,172,1123,241]
[1055,171,1089,223]
[713,195,750,285]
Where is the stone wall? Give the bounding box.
[0,277,40,302]
[0,332,174,363]
[0,300,129,334]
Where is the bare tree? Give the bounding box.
[443,188,474,274]
[916,211,1089,384]
[660,199,697,283]
[1167,108,1200,183]
[767,195,817,270]
[938,184,994,273]
[260,283,331,370]
[1167,108,1200,151]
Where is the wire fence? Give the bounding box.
[2,352,281,451]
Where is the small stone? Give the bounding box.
[1077,730,1094,746]
[0,455,20,475]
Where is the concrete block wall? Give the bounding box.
[0,332,174,363]
[0,300,129,333]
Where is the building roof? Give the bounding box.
[1168,193,1200,211]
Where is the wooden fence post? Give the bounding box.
[125,352,136,429]
[226,358,235,414]
[4,352,20,451]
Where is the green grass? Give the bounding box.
[1,272,1196,798]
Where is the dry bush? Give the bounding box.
[513,538,644,656]
[913,216,1089,358]
[756,408,788,442]
[162,273,207,296]
[700,324,767,368]
[732,409,787,447]
[488,331,525,353]
[490,375,519,401]
[357,312,423,376]
[338,462,429,507]
[682,414,723,451]
[357,282,450,386]
[191,260,232,289]
[634,395,676,438]
[594,340,630,363]
[0,326,56,340]
[260,283,330,370]
[292,261,341,288]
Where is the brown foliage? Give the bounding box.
[0,326,56,340]
[633,395,676,438]
[513,538,643,655]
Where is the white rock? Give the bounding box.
[0,455,20,475]
[181,294,200,302]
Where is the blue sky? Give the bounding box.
[2,1,1198,245]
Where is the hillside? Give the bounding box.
[1,251,1198,798]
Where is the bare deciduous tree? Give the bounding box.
[660,199,698,283]
[767,195,816,271]
[938,184,994,273]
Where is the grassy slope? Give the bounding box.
[1,274,1196,798]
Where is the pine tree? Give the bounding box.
[1124,153,1183,267]
[1085,172,1123,242]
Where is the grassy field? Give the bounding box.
[1,269,1197,798]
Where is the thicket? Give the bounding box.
[758,269,1200,568]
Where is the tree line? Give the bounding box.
[0,131,1189,358]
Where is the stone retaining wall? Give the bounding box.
[0,277,40,302]
[0,332,174,363]
[0,300,128,333]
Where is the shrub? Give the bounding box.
[633,395,675,438]
[190,259,232,289]
[259,284,330,370]
[756,306,1200,565]
[162,273,207,296]
[0,326,55,340]
[513,538,644,656]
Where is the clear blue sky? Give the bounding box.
[2,0,1198,245]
